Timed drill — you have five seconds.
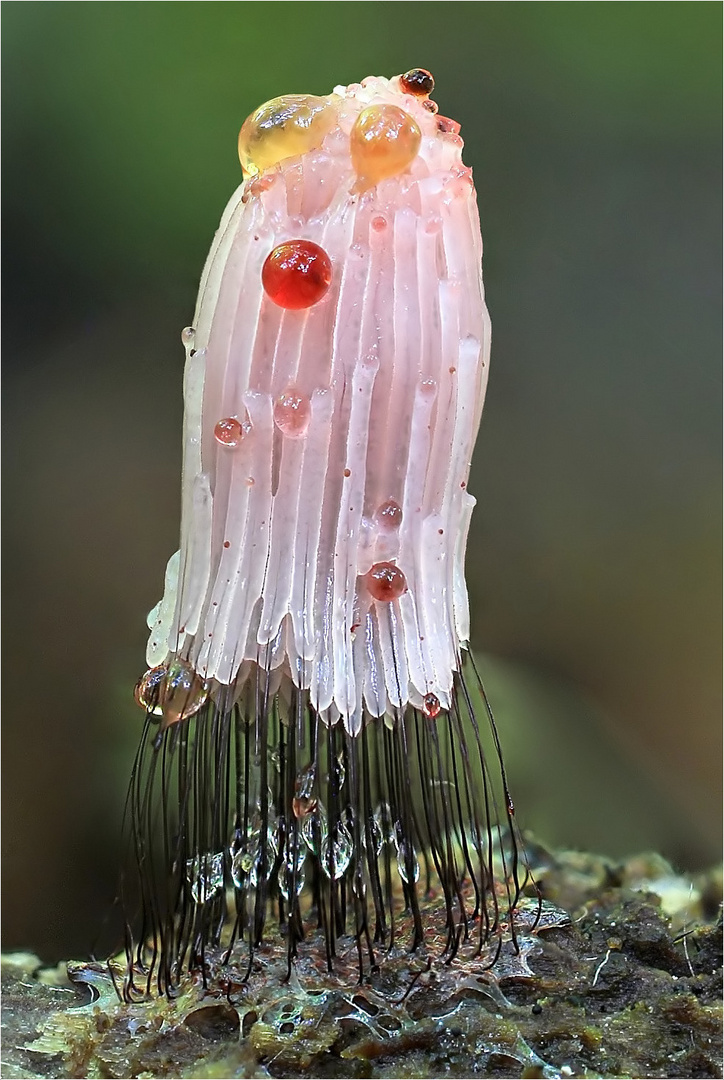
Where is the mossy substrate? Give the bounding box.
[2,844,721,1079]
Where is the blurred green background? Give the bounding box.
[3,2,721,962]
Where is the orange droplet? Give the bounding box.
[366,561,407,602]
[423,693,441,718]
[350,105,421,190]
[262,240,332,309]
[273,387,311,438]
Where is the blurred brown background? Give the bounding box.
[3,2,721,962]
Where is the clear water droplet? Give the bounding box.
[375,803,394,845]
[229,819,278,888]
[301,806,322,855]
[396,845,420,884]
[326,821,353,879]
[369,812,385,857]
[392,821,420,884]
[278,838,306,899]
[186,851,224,904]
[335,751,346,791]
[273,387,311,438]
[279,861,306,900]
[305,806,353,880]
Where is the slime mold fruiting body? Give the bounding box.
[123,70,532,1000]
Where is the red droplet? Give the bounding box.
[422,99,439,115]
[400,68,435,97]
[366,562,407,602]
[223,541,230,548]
[214,417,245,447]
[375,499,403,531]
[273,387,311,438]
[262,240,332,309]
[343,468,351,478]
[371,215,387,232]
[423,693,441,718]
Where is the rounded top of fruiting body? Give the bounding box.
[237,70,467,195]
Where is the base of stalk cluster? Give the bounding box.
[119,654,537,1001]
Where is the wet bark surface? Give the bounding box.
[2,845,721,1079]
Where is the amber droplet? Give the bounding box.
[423,693,441,719]
[134,665,166,716]
[262,240,332,309]
[422,99,439,115]
[375,499,403,531]
[350,105,421,190]
[366,561,407,602]
[273,387,311,438]
[238,94,338,177]
[214,416,245,447]
[134,659,209,727]
[162,660,209,727]
[400,68,435,97]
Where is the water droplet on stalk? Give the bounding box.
[273,388,311,437]
[185,851,224,904]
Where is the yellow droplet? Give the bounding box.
[238,94,338,177]
[350,104,421,191]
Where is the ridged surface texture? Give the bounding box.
[147,76,491,733]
